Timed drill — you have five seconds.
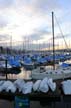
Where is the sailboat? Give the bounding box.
[31,12,71,80]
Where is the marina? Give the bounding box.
[0,0,71,107]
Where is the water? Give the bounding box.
[0,65,57,80]
[0,67,32,80]
[0,59,71,80]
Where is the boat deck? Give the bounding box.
[32,67,71,80]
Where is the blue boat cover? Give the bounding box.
[23,57,32,64]
[8,59,20,67]
[37,57,47,64]
[61,63,69,67]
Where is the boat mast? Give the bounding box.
[10,35,12,55]
[52,12,55,70]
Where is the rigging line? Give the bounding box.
[54,14,69,50]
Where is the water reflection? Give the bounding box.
[0,65,59,80]
[8,65,57,80]
[0,67,31,80]
[10,68,32,79]
[0,59,70,80]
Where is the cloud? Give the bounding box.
[17,0,32,6]
[15,0,61,16]
[23,27,51,41]
[32,0,60,13]
[0,15,9,28]
[0,34,10,41]
[55,33,71,40]
[0,0,15,9]
[36,26,51,34]
[14,41,59,50]
[0,0,70,50]
[48,33,70,41]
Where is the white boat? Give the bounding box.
[31,66,71,80]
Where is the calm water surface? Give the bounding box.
[0,67,31,80]
[0,59,71,80]
[0,65,58,80]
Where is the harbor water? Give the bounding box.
[0,65,58,80]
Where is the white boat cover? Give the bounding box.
[0,81,16,93]
[62,80,71,94]
[22,82,33,94]
[14,79,25,92]
[39,77,49,93]
[33,80,41,91]
[47,78,56,92]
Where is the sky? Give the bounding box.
[0,0,71,50]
